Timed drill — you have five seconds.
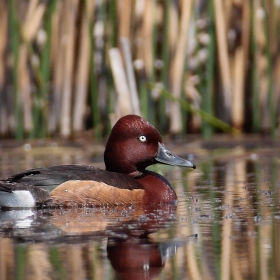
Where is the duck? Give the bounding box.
[0,115,195,209]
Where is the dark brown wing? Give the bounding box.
[0,182,13,193]
[2,165,143,191]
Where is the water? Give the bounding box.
[0,140,279,279]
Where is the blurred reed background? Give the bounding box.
[0,0,279,139]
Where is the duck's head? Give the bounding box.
[104,115,196,176]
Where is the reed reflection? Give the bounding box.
[177,150,280,280]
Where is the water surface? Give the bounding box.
[0,139,279,279]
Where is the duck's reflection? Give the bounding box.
[108,239,165,279]
[0,202,177,239]
[107,236,195,280]
[0,234,196,280]
[0,203,195,280]
[48,203,177,238]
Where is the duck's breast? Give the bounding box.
[137,171,177,204]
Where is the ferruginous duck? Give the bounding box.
[0,115,195,209]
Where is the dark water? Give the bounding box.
[0,141,280,280]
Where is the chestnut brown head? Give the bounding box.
[104,115,195,176]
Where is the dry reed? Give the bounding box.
[0,0,279,139]
[72,0,93,132]
[0,1,8,135]
[170,0,194,134]
[214,0,232,124]
[109,47,133,120]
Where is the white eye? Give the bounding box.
[138,135,147,142]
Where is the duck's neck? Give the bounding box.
[136,170,177,204]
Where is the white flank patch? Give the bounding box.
[0,190,35,208]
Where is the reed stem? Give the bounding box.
[8,0,23,139]
[251,0,260,132]
[203,0,215,138]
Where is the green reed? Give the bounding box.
[32,0,57,138]
[264,7,276,138]
[8,0,23,139]
[88,2,101,138]
[203,0,215,139]
[108,0,117,48]
[159,0,171,132]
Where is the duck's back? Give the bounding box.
[2,165,143,191]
